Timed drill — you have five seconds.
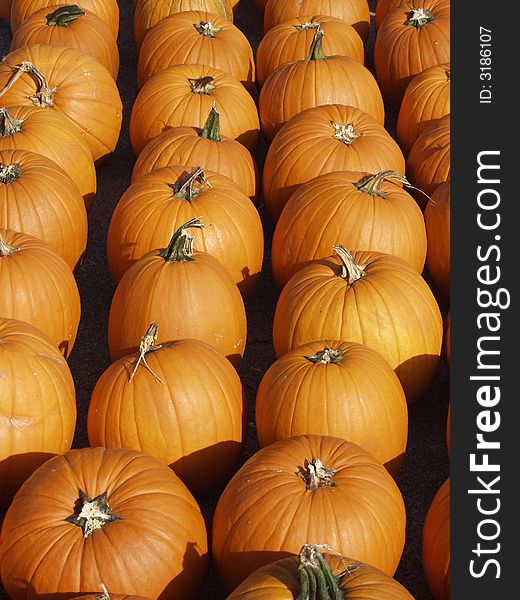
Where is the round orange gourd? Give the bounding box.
[263,104,405,222]
[0,148,87,271]
[108,218,247,365]
[425,181,450,302]
[259,26,384,142]
[0,317,76,508]
[271,170,427,288]
[272,246,443,403]
[88,329,245,497]
[374,0,402,30]
[0,229,81,357]
[256,339,408,476]
[212,434,406,593]
[0,447,208,600]
[0,45,122,163]
[137,11,254,90]
[129,64,259,155]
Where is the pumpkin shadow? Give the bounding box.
[395,353,442,405]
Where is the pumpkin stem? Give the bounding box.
[331,121,362,146]
[294,20,320,31]
[297,545,344,600]
[0,232,19,257]
[129,322,164,383]
[160,217,204,262]
[46,5,85,26]
[354,170,410,198]
[189,75,216,95]
[200,106,221,142]
[0,107,24,136]
[0,162,21,184]
[96,584,110,600]
[64,490,122,538]
[306,25,326,61]
[168,166,211,201]
[297,458,338,492]
[193,20,222,37]
[304,347,344,365]
[404,7,435,28]
[333,245,367,284]
[0,60,58,107]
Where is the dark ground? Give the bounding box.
[0,1,449,598]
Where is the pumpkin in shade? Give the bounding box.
[271,170,427,289]
[0,0,11,23]
[131,107,258,205]
[272,246,443,403]
[228,544,416,600]
[212,434,406,593]
[374,0,450,108]
[255,15,364,90]
[0,45,123,163]
[254,0,266,11]
[422,477,450,600]
[88,325,245,497]
[0,229,81,358]
[107,165,263,295]
[129,64,259,155]
[137,11,254,91]
[0,105,96,211]
[0,317,76,508]
[263,104,405,222]
[255,339,408,476]
[425,181,450,303]
[374,0,402,30]
[108,218,247,365]
[0,447,208,600]
[259,26,384,142]
[263,0,371,43]
[0,148,87,271]
[444,311,450,371]
[70,585,150,600]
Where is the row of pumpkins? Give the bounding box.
[0,1,450,600]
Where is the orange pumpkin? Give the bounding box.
[0,0,11,23]
[137,11,254,91]
[374,0,402,30]
[425,181,450,303]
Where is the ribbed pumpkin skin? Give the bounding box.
[255,340,408,476]
[10,6,120,80]
[0,447,208,600]
[272,250,443,403]
[137,11,254,90]
[264,0,371,42]
[263,104,405,222]
[374,0,450,108]
[134,0,233,48]
[422,477,450,600]
[374,0,402,30]
[0,317,76,508]
[425,181,450,302]
[271,170,427,288]
[212,435,406,593]
[255,16,364,90]
[259,54,385,142]
[0,105,96,211]
[129,64,259,155]
[0,148,87,271]
[131,124,258,204]
[88,338,245,497]
[228,552,416,600]
[396,63,450,155]
[10,0,119,38]
[0,45,123,163]
[0,229,81,358]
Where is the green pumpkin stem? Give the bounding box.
[305,347,344,365]
[297,545,344,600]
[0,162,21,184]
[307,25,326,61]
[354,170,410,198]
[193,20,222,37]
[0,107,24,136]
[189,75,216,95]
[331,121,362,146]
[160,217,204,262]
[333,245,367,284]
[169,166,211,201]
[0,232,19,257]
[0,60,58,107]
[64,490,122,538]
[46,5,85,26]
[297,458,337,491]
[404,7,435,28]
[200,106,221,142]
[128,322,164,383]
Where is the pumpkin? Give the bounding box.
[425,181,450,303]
[88,325,245,497]
[0,0,11,23]
[272,246,443,403]
[129,64,259,155]
[0,446,209,600]
[396,63,450,155]
[374,0,450,108]
[134,0,233,49]
[10,5,120,80]
[10,0,119,37]
[374,0,402,30]
[0,316,76,508]
[254,0,266,10]
[106,165,263,296]
[228,544,416,600]
[0,105,96,211]
[212,434,406,593]
[137,11,254,91]
[263,0,371,43]
[70,586,150,600]
[0,229,81,357]
[259,26,384,142]
[263,104,405,222]
[422,477,450,600]
[255,339,408,476]
[108,218,247,366]
[0,148,87,271]
[131,106,258,205]
[271,170,427,288]
[255,15,364,90]
[0,45,123,163]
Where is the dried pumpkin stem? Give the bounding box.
[200,106,221,142]
[331,122,362,145]
[297,458,337,491]
[297,545,343,600]
[0,233,19,256]
[307,25,326,61]
[46,5,85,26]
[169,166,211,201]
[295,20,320,31]
[160,216,204,262]
[354,170,410,198]
[193,20,222,37]
[0,107,24,136]
[0,162,21,184]
[189,75,216,95]
[64,490,122,538]
[129,322,164,383]
[96,584,110,600]
[404,7,435,27]
[333,245,367,284]
[0,60,58,107]
[305,348,344,364]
